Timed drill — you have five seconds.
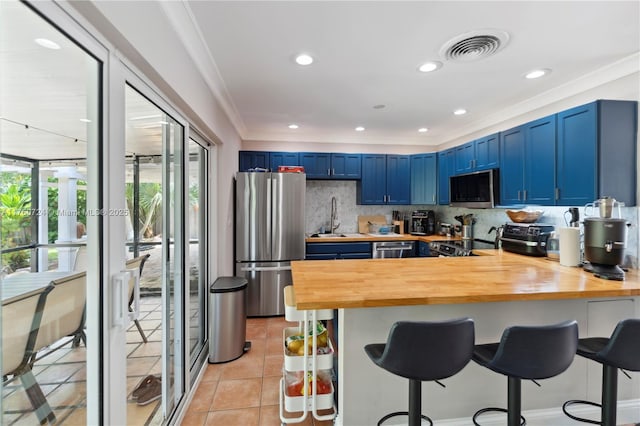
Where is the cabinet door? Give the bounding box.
[269,152,299,171]
[454,142,475,174]
[437,148,455,205]
[300,152,331,179]
[475,133,499,170]
[386,155,411,205]
[524,115,556,205]
[331,153,361,179]
[359,154,386,204]
[556,103,598,205]
[499,126,526,205]
[239,151,269,171]
[411,154,436,205]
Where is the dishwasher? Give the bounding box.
[372,241,415,258]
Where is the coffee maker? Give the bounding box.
[411,210,435,236]
[583,198,628,280]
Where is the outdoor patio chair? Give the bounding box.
[3,285,56,425]
[30,271,87,364]
[126,254,151,343]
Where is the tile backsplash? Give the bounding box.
[305,180,639,267]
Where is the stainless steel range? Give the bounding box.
[428,239,496,257]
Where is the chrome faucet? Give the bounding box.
[330,196,340,233]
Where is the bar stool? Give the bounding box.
[364,318,475,426]
[472,320,578,426]
[562,318,640,426]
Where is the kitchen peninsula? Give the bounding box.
[291,251,640,425]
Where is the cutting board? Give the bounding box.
[358,215,387,233]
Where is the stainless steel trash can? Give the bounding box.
[208,276,250,363]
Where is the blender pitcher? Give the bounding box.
[584,197,623,218]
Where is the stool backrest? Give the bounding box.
[597,318,640,371]
[379,318,475,381]
[490,320,578,380]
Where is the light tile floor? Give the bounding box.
[182,316,335,426]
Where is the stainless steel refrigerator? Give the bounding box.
[235,172,306,316]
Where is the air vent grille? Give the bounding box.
[441,30,509,62]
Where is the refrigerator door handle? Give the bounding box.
[240,265,292,272]
[266,175,272,258]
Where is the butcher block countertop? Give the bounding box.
[290,250,640,310]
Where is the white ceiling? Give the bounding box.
[184,1,640,147]
[1,1,639,162]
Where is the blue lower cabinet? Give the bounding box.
[305,242,372,259]
[417,241,431,257]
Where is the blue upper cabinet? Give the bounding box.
[410,154,437,205]
[499,117,556,206]
[299,152,361,179]
[454,134,499,174]
[557,100,637,206]
[386,155,411,204]
[300,152,331,178]
[524,115,556,205]
[437,148,456,205]
[475,133,500,171]
[239,151,269,171]
[358,154,410,205]
[269,152,299,171]
[331,153,361,179]
[499,126,526,205]
[454,142,475,174]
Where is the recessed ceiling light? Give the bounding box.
[418,128,428,133]
[34,38,60,50]
[295,54,314,66]
[418,61,442,73]
[373,104,386,109]
[525,69,551,79]
[355,126,365,132]
[79,118,92,123]
[288,124,299,129]
[453,109,467,116]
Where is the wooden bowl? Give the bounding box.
[506,209,544,223]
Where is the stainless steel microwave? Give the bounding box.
[449,169,499,208]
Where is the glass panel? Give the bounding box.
[188,140,207,366]
[125,85,185,422]
[1,1,100,424]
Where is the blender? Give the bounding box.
[582,197,628,280]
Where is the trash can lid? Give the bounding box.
[210,276,248,293]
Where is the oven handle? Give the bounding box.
[500,237,546,247]
[375,247,411,251]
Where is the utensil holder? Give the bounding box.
[462,225,473,240]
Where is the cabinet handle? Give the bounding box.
[432,194,435,202]
[332,168,335,175]
[327,169,331,176]
[555,188,560,200]
[517,190,521,201]
[523,190,527,201]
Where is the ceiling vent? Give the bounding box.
[440,29,509,62]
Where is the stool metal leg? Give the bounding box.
[507,376,522,426]
[602,365,618,426]
[409,379,421,426]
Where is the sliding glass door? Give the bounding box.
[1,1,103,424]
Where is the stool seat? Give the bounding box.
[365,318,475,426]
[472,320,579,426]
[563,318,640,426]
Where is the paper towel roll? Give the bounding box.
[559,227,581,267]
